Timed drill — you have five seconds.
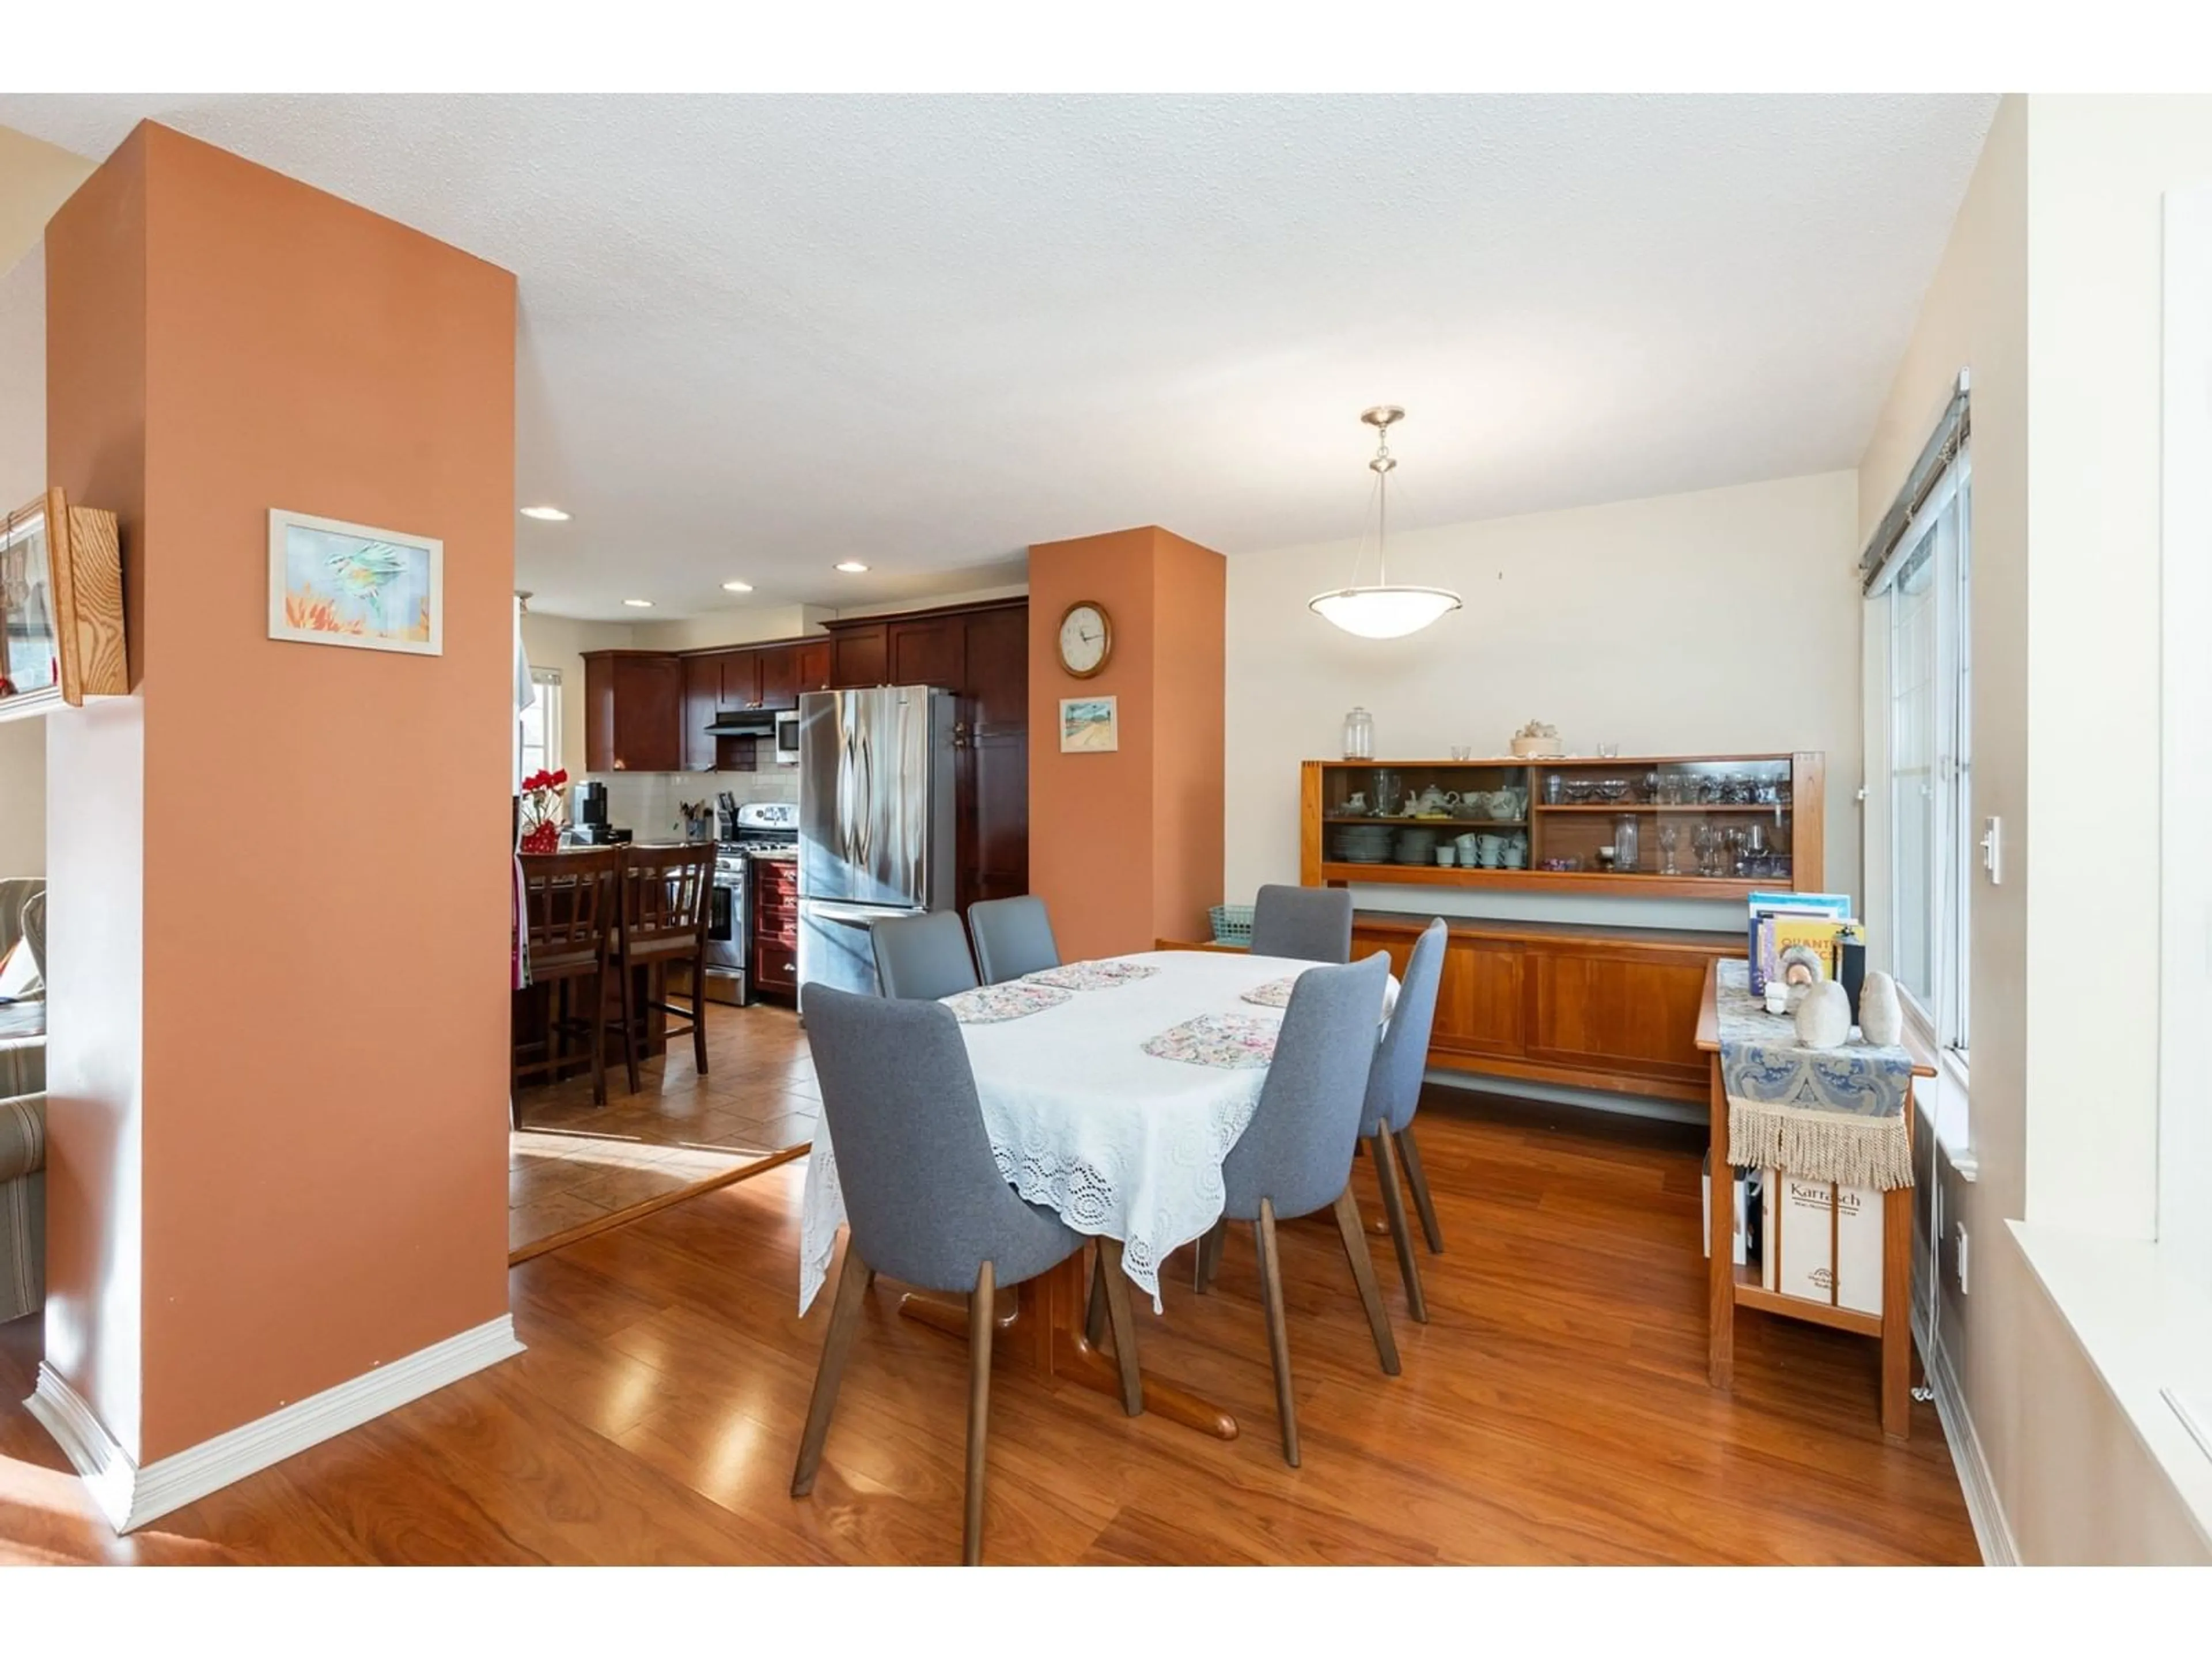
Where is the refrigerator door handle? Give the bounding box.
[806,900,908,926]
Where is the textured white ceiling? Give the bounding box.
[0,94,1995,620]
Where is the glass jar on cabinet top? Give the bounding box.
[1342,706,1374,760]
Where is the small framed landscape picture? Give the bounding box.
[1059,695,1118,753]
[268,508,443,656]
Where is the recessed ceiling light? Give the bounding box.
[623,598,654,608]
[835,561,869,574]
[722,580,754,593]
[520,505,570,521]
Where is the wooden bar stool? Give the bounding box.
[512,849,623,1125]
[606,843,717,1093]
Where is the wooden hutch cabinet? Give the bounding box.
[1294,752,1825,1103]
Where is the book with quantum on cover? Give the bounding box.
[1745,892,1860,997]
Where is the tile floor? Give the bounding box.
[510,997,817,1255]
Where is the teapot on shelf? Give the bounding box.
[1411,784,1461,817]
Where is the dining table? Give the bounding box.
[797,946,1398,1442]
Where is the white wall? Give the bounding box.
[633,604,830,652]
[0,245,48,874]
[1224,471,1862,927]
[1862,93,2212,1565]
[2022,96,2212,1238]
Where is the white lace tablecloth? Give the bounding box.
[798,949,1398,1315]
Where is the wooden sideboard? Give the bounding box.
[1354,912,1733,1103]
[1176,912,1728,1104]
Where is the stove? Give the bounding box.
[707,802,800,1003]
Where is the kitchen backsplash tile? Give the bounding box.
[592,769,797,842]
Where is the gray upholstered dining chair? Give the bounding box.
[791,984,1142,1565]
[1361,918,1449,1323]
[967,895,1060,985]
[1249,883,1354,964]
[869,910,980,1001]
[1193,950,1397,1466]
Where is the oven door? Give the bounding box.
[706,872,742,967]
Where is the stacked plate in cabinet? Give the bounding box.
[1392,827,1439,865]
[1332,824,1396,863]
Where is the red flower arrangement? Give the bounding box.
[518,767,569,854]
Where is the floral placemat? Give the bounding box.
[941,982,1074,1024]
[1141,1013,1279,1070]
[1238,976,1297,1009]
[1024,961,1162,992]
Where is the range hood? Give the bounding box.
[703,708,778,737]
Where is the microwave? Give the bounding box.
[772,709,801,766]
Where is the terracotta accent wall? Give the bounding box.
[1147,531,1226,945]
[46,123,516,1463]
[1028,527,1224,962]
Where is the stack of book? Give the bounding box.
[1747,890,1865,1005]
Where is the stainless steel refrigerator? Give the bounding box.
[796,685,957,998]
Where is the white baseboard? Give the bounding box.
[1914,1290,2018,1565]
[25,1315,524,1533]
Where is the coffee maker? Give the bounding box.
[569,780,615,844]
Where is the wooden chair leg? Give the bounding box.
[1253,1199,1299,1467]
[1372,1130,1429,1324]
[1094,1238,1144,1416]
[1397,1123,1444,1253]
[963,1259,995,1566]
[692,947,711,1076]
[1331,1186,1402,1376]
[616,954,641,1097]
[790,1245,872,1497]
[586,976,609,1107]
[1085,1250,1107,1346]
[1194,1217,1226,1294]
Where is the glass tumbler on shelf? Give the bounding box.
[1612,813,1639,873]
[1342,706,1374,760]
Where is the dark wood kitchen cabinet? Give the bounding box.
[792,639,832,696]
[828,624,888,690]
[822,597,1029,914]
[718,649,763,710]
[888,613,966,689]
[680,654,722,772]
[582,651,683,774]
[751,857,800,1003]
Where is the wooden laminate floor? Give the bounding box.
[510,999,818,1255]
[0,1091,1977,1566]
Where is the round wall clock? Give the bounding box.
[1056,600,1112,679]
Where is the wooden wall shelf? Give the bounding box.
[0,488,126,722]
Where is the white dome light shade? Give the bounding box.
[1308,585,1463,639]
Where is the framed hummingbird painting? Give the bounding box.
[267,508,443,656]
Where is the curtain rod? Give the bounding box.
[1859,369,1969,595]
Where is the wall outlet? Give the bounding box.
[1953,1222,1971,1295]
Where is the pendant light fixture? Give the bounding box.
[1307,405,1463,639]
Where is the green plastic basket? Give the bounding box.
[1209,903,1255,946]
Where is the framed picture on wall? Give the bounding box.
[268,508,443,656]
[1059,695,1118,753]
